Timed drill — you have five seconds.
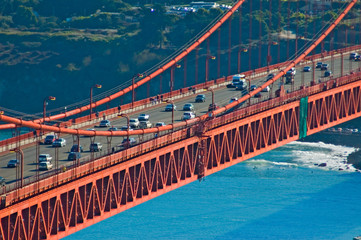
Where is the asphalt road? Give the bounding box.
[0,53,360,185]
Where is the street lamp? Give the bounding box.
[170,64,181,97]
[10,148,24,188]
[165,99,175,129]
[90,84,102,120]
[205,56,216,83]
[43,96,56,123]
[132,73,144,108]
[204,88,215,113]
[118,113,130,148]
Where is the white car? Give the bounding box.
[155,122,166,127]
[261,86,270,92]
[139,121,152,129]
[182,112,196,120]
[39,161,53,171]
[138,114,150,121]
[165,104,176,111]
[38,154,52,163]
[129,118,140,128]
[52,138,66,147]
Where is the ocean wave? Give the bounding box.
[246,159,298,167]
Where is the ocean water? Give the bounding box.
[65,141,361,240]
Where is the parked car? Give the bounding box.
[155,122,166,127]
[261,86,271,92]
[183,103,194,111]
[182,112,196,120]
[38,154,52,163]
[108,127,118,131]
[44,135,56,144]
[321,63,329,70]
[139,121,152,129]
[99,120,111,127]
[266,73,275,80]
[229,97,238,103]
[165,104,176,111]
[120,126,134,131]
[70,144,84,152]
[0,177,5,187]
[67,152,82,161]
[90,142,103,152]
[7,159,19,168]
[208,103,220,111]
[350,52,358,60]
[316,62,323,68]
[324,70,333,77]
[52,138,66,147]
[121,138,137,147]
[303,66,311,72]
[39,161,53,171]
[138,114,150,121]
[195,94,206,102]
[129,118,140,128]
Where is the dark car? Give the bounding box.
[195,94,206,102]
[7,159,19,168]
[303,66,311,72]
[70,144,83,152]
[0,177,5,187]
[208,103,220,111]
[355,55,361,61]
[99,120,111,127]
[266,73,275,80]
[121,138,137,147]
[321,63,329,70]
[350,52,358,60]
[44,135,56,144]
[324,70,333,77]
[316,62,323,68]
[250,85,261,98]
[90,142,103,152]
[67,152,82,161]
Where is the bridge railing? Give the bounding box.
[0,44,360,154]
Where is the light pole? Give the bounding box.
[205,88,215,112]
[205,56,216,83]
[10,148,24,188]
[118,113,130,148]
[170,64,181,97]
[43,96,56,123]
[132,73,143,108]
[165,99,175,129]
[90,84,102,120]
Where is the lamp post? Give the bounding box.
[205,88,215,112]
[132,73,143,108]
[165,99,175,129]
[118,113,130,148]
[170,64,181,97]
[43,96,56,123]
[205,56,216,83]
[90,84,102,120]
[10,148,24,188]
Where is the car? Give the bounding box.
[290,67,296,75]
[44,135,56,144]
[195,94,206,102]
[155,122,166,127]
[99,120,111,127]
[138,114,150,122]
[250,85,261,98]
[183,103,194,111]
[266,73,275,80]
[38,154,52,163]
[229,97,238,103]
[165,104,176,111]
[324,70,333,77]
[70,144,84,152]
[39,161,53,171]
[208,103,220,111]
[303,66,311,72]
[90,142,103,152]
[52,138,66,147]
[67,152,82,161]
[121,137,137,147]
[182,112,196,120]
[139,121,152,129]
[350,52,358,60]
[129,118,140,128]
[321,63,329,70]
[316,62,323,68]
[7,159,19,168]
[108,127,118,131]
[261,86,270,92]
[355,55,361,61]
[0,177,5,187]
[120,126,134,131]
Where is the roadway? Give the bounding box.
[0,52,360,186]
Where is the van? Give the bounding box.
[90,142,102,152]
[67,152,81,161]
[232,74,246,87]
[236,80,248,90]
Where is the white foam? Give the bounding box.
[246,159,298,168]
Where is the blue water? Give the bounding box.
[64,141,361,240]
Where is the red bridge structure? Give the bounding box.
[0,0,360,239]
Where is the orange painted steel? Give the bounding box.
[1,74,361,239]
